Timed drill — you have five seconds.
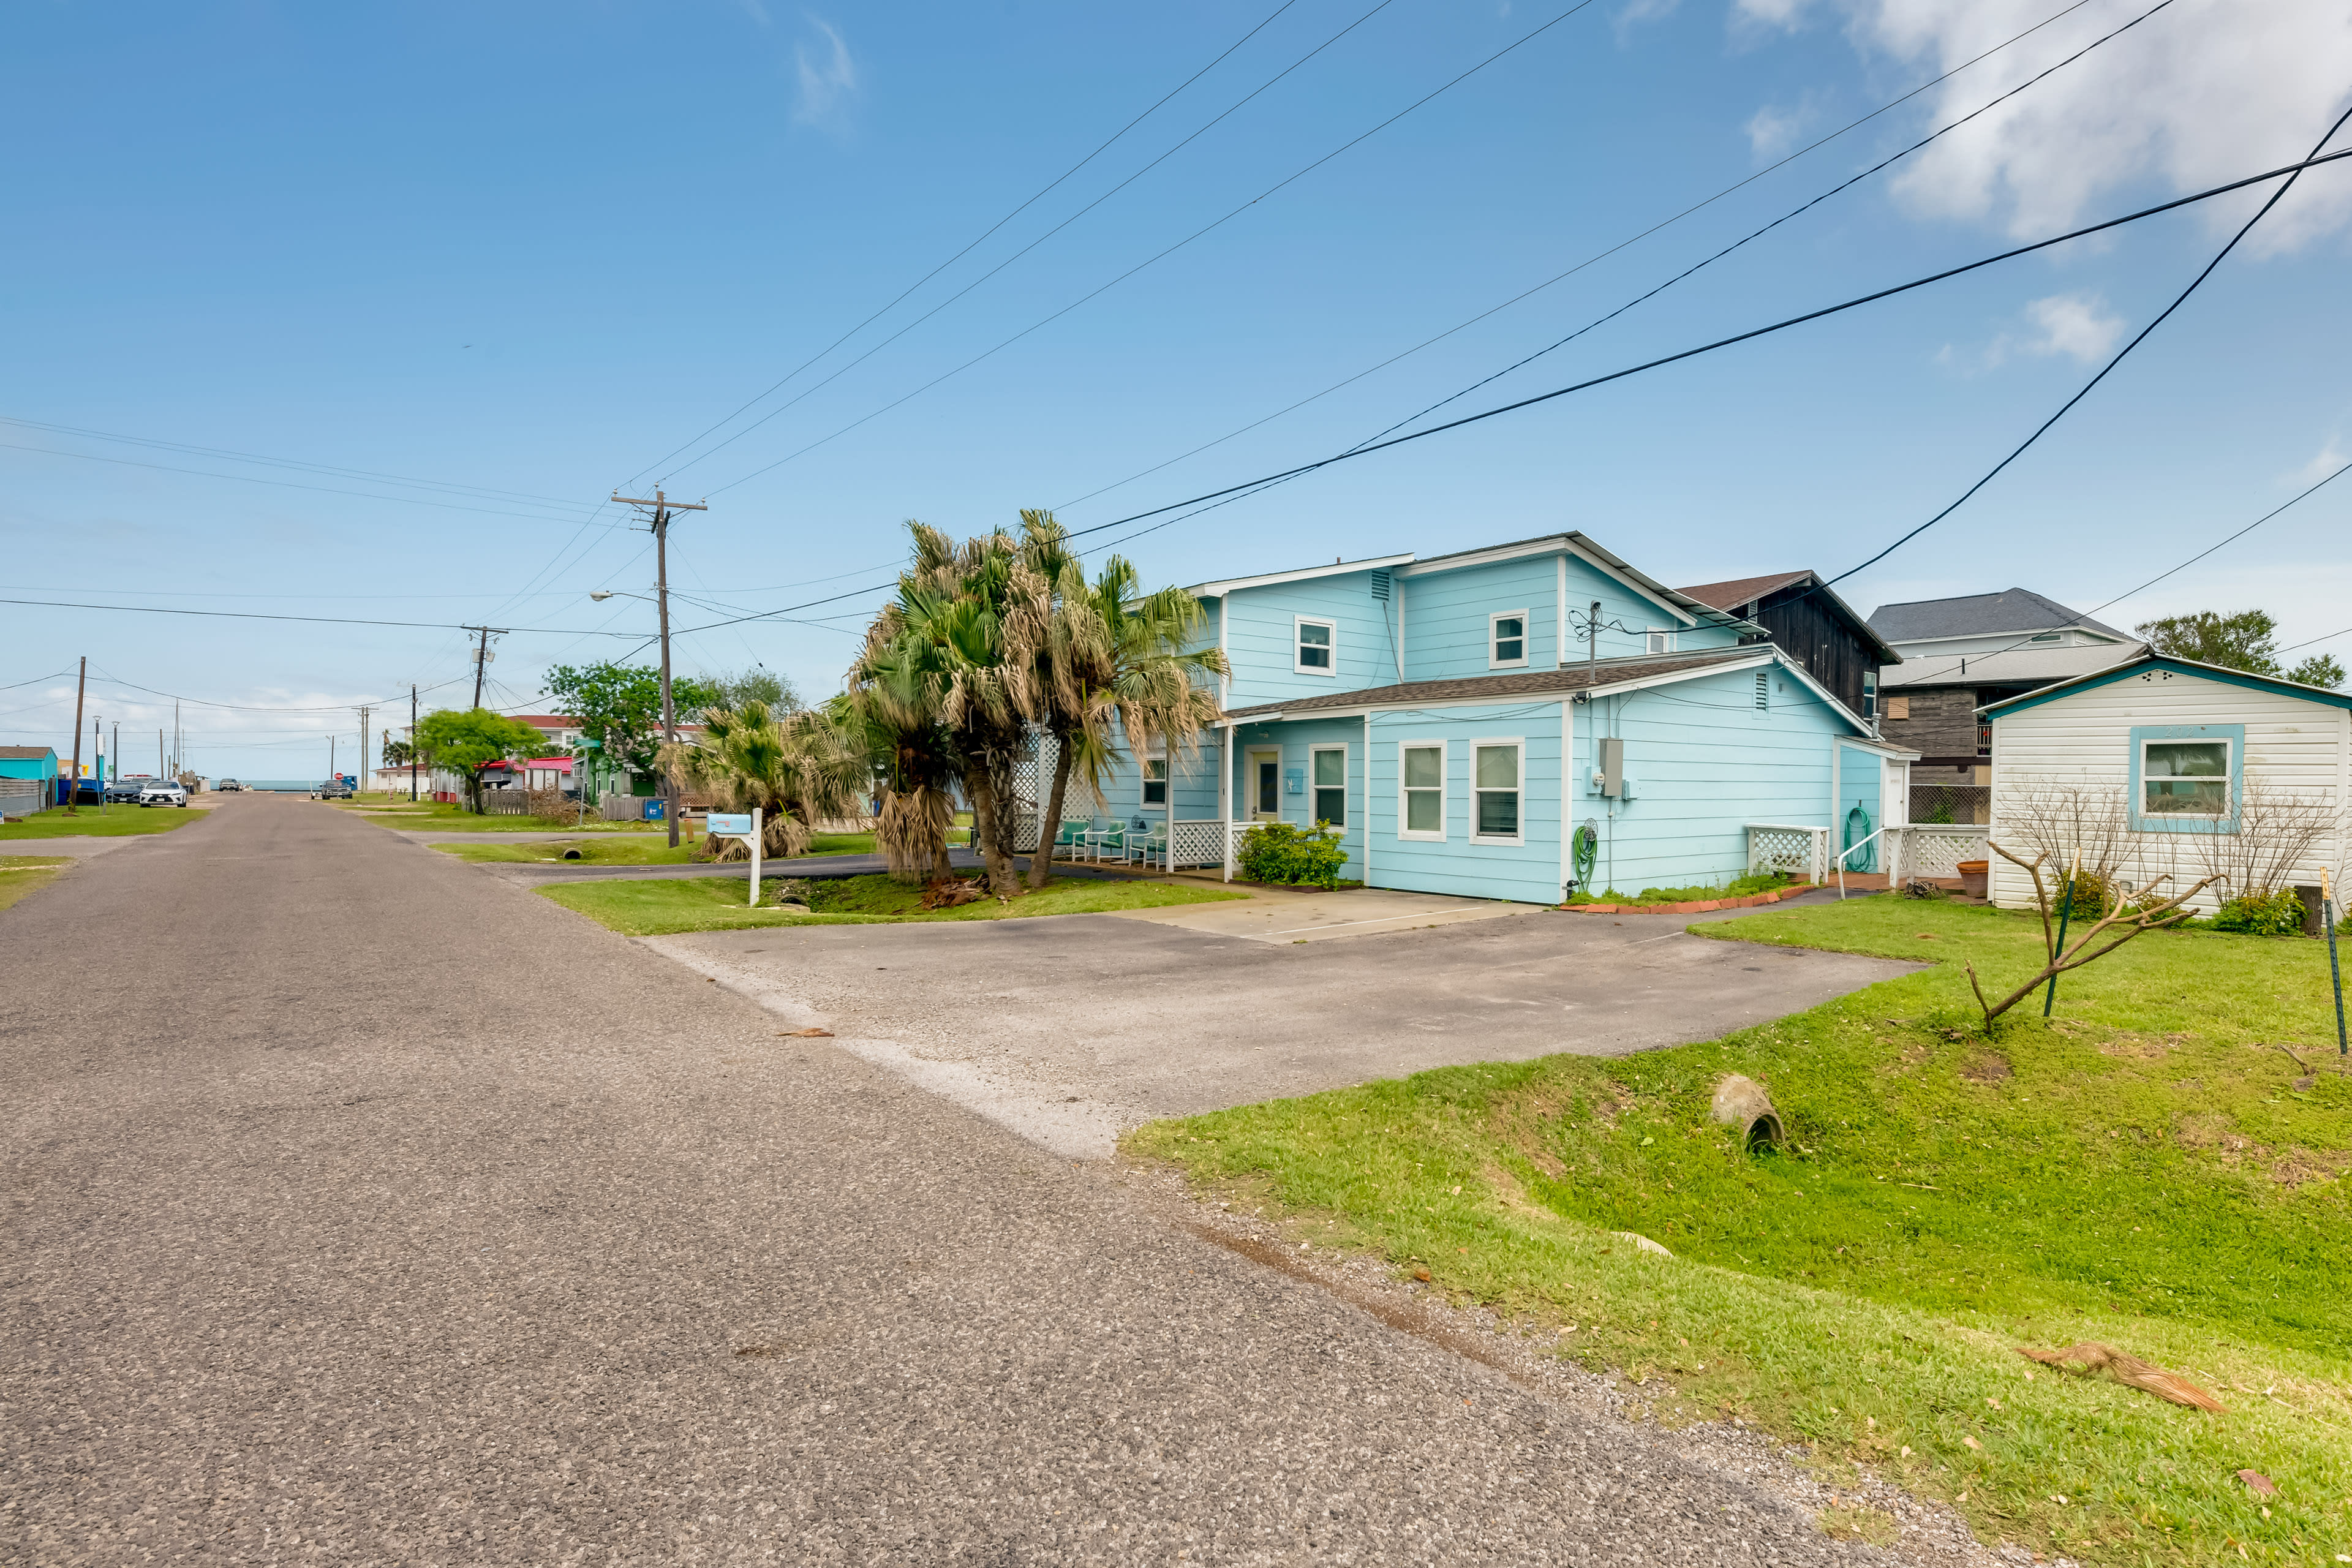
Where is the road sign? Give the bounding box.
[707,813,755,837]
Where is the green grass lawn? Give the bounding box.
[339,800,663,833]
[1128,894,2352,1564]
[0,854,72,912]
[434,831,878,867]
[541,870,1246,937]
[0,805,208,840]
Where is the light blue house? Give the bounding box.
[1072,532,1915,902]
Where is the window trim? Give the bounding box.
[1469,736,1526,846]
[1645,629,1678,655]
[1140,755,1168,809]
[1396,739,1446,842]
[1308,744,1348,829]
[1293,614,1338,677]
[2128,723,2241,834]
[1488,608,1531,669]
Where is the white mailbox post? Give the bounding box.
[705,808,763,906]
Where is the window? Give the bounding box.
[1976,722,1991,756]
[1472,741,1521,843]
[1490,610,1528,668]
[1399,743,1444,840]
[1863,668,1877,720]
[2130,724,2241,832]
[1646,630,1678,655]
[1311,746,1346,827]
[1142,757,1167,807]
[1294,616,1335,675]
[2029,631,2063,643]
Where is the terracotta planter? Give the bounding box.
[1957,859,1989,899]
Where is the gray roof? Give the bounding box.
[0,745,57,760]
[1866,588,2132,644]
[1223,650,1759,721]
[1880,642,2143,690]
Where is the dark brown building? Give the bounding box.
[1677,570,1901,720]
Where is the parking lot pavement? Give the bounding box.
[1109,880,1532,942]
[650,895,1920,1159]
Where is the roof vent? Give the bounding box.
[1370,570,1390,601]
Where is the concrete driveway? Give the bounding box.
[651,894,1917,1159]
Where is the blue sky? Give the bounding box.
[2,0,2348,776]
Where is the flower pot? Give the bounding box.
[1956,859,1989,899]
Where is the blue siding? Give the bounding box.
[1400,549,1740,684]
[1835,741,1885,873]
[1363,703,1566,903]
[1565,662,1844,897]
[1228,716,1371,878]
[1218,572,1396,709]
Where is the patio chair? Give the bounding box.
[1088,825,1126,864]
[1054,819,1089,861]
[1132,827,1169,871]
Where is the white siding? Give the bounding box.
[1987,668,2350,913]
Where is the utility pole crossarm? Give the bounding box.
[610,492,708,513]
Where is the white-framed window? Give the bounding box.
[1142,757,1167,807]
[1310,745,1347,827]
[1398,742,1445,840]
[1294,616,1336,676]
[1471,739,1523,844]
[1646,630,1678,655]
[1490,609,1529,668]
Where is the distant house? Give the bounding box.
[1868,589,2142,824]
[1676,571,1902,723]
[1983,650,2349,914]
[0,745,60,813]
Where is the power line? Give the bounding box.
[666,142,2352,640]
[1820,99,2352,590]
[627,0,1312,487]
[1052,0,2111,513]
[701,0,1607,499]
[0,594,647,637]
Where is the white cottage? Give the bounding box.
[1981,652,2352,912]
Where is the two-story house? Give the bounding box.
[1866,589,2142,824]
[1076,532,1913,902]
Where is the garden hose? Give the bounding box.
[1572,821,1599,888]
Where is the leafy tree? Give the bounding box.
[381,736,417,767]
[2133,610,2343,687]
[706,667,801,714]
[544,662,722,780]
[666,699,864,859]
[412,708,549,812]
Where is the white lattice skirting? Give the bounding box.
[1170,820,1228,870]
[1747,824,1829,883]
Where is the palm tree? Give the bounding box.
[835,652,959,884]
[666,699,865,860]
[1015,510,1227,891]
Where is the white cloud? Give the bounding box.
[1615,0,1681,42]
[792,17,858,127]
[2018,290,2125,362]
[2293,437,2349,486]
[1751,0,2352,254]
[1744,100,1810,160]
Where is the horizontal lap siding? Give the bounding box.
[1401,558,1560,681]
[1223,577,1395,708]
[1083,724,1219,829]
[1837,742,1886,873]
[1366,704,1564,903]
[1572,664,1839,896]
[1231,717,1370,878]
[1989,673,2349,911]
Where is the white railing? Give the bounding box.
[1887,824,1988,882]
[1170,819,1232,872]
[1747,824,1830,884]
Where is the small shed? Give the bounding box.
[1981,652,2350,913]
[0,745,59,814]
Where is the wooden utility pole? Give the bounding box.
[410,685,420,801]
[611,489,708,850]
[464,626,504,710]
[358,706,370,796]
[66,657,86,815]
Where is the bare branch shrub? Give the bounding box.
[2005,777,2133,884]
[2191,777,2335,900]
[1970,842,2217,1029]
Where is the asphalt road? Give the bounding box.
[4,795,1893,1564]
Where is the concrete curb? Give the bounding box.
[1557,884,1822,916]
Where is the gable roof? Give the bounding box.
[1188,552,1415,598]
[1979,650,2352,718]
[1868,587,2132,645]
[1676,568,1901,665]
[1224,649,1781,715]
[0,745,58,760]
[1880,641,2141,691]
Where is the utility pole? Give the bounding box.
[612,489,708,850]
[66,657,86,815]
[463,625,506,710]
[359,705,370,795]
[410,685,419,802]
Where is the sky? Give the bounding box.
[2,0,2348,778]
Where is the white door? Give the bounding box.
[1882,758,1909,825]
[1247,749,1283,822]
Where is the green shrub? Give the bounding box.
[1235,821,1349,889]
[2212,887,2307,937]
[2055,870,2112,920]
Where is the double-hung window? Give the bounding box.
[1295,617,1336,675]
[1399,743,1444,839]
[2130,724,2239,831]
[1310,746,1346,827]
[1142,757,1167,807]
[1472,741,1522,843]
[1490,610,1528,668]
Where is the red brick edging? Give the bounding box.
[1557,884,1820,916]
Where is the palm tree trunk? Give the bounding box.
[965,768,1020,895]
[1027,731,1074,891]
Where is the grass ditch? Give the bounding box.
[540,870,1246,936]
[0,854,72,911]
[1127,895,2352,1564]
[0,805,207,840]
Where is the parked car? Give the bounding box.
[216,778,244,792]
[107,777,150,805]
[312,779,355,800]
[138,780,189,808]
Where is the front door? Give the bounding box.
[1248,749,1282,821]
